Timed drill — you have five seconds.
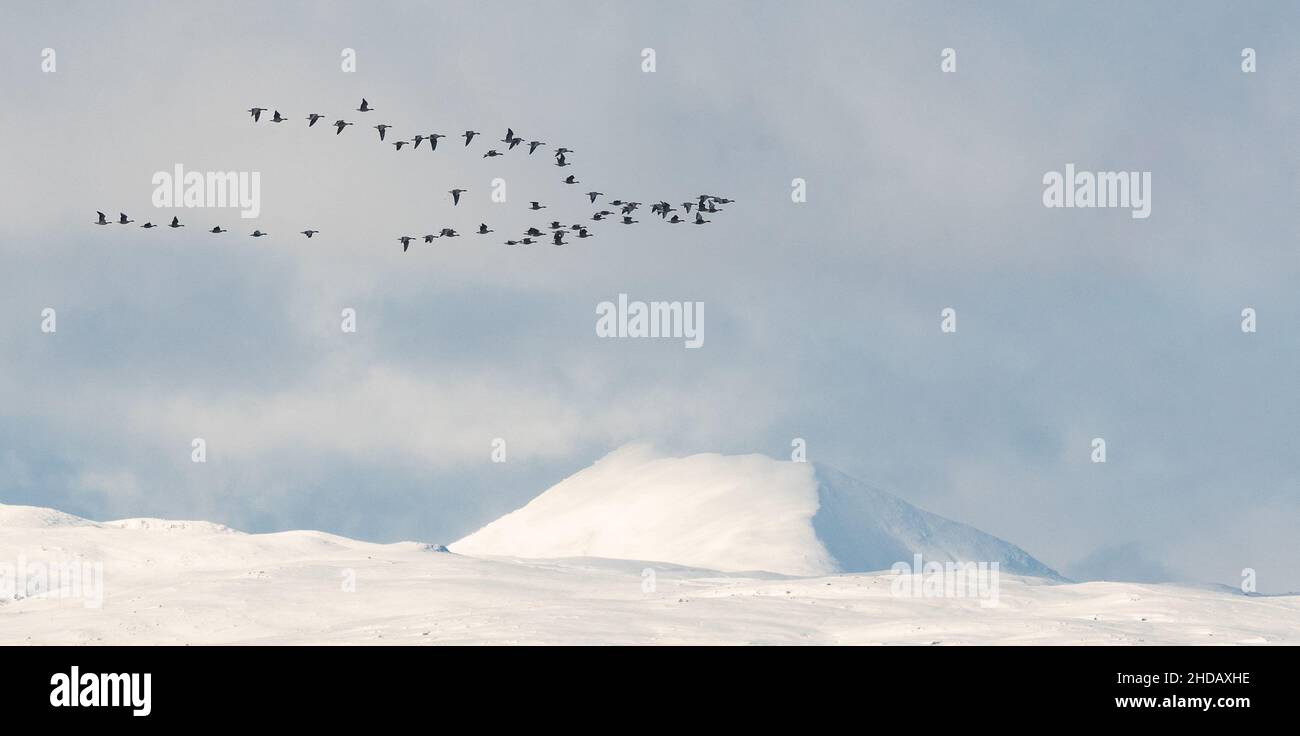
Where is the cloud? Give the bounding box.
[1066,542,1181,584]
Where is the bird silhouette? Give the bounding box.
[463,130,479,146]
[141,222,156,229]
[586,191,603,203]
[528,141,545,154]
[356,98,373,112]
[334,120,353,135]
[248,107,266,122]
[306,113,323,127]
[449,189,467,206]
[169,216,184,228]
[117,212,133,224]
[393,141,408,151]
[251,230,267,237]
[477,223,493,235]
[301,230,319,238]
[270,110,286,123]
[210,226,227,233]
[529,201,546,210]
[95,211,109,225]
[375,124,392,141]
[483,150,502,158]
[563,175,579,184]
[398,236,414,252]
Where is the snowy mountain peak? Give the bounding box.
[451,445,1060,578]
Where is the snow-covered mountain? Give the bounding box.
[4,450,1298,644]
[3,495,1296,644]
[451,445,1060,578]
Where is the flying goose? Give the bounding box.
[95,211,109,225]
[117,212,133,224]
[375,124,392,141]
[463,130,479,146]
[248,107,266,122]
[301,230,319,238]
[356,98,373,112]
[334,120,353,134]
[449,188,467,206]
[210,226,226,233]
[169,216,184,228]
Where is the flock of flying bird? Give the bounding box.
[95,98,734,251]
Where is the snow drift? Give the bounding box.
[452,445,1060,578]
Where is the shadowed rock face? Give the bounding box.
[811,464,1063,580]
[452,445,1061,579]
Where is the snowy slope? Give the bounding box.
[452,445,1059,578]
[1,500,1297,645]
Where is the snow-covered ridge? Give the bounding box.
[451,445,1061,578]
[3,450,1297,644]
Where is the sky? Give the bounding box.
[2,1,1298,592]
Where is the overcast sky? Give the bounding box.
[2,1,1298,592]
